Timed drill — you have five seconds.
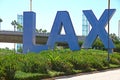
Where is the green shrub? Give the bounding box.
[0,49,120,79]
[110,58,120,65]
[51,60,73,73]
[68,51,108,71]
[15,71,48,80]
[47,53,73,73]
[0,54,22,80]
[110,53,120,65]
[114,44,120,52]
[17,54,48,74]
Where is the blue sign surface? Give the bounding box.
[23,12,48,53]
[23,9,116,53]
[82,9,116,49]
[47,11,80,51]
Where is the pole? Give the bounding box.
[14,26,16,53]
[0,22,1,31]
[107,0,110,61]
[30,0,32,11]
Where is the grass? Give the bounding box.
[0,48,120,80]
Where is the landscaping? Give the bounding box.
[0,49,120,80]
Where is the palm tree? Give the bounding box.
[42,29,47,36]
[17,24,23,32]
[0,18,3,30]
[11,20,17,32]
[42,29,47,33]
[11,20,18,52]
[36,29,39,33]
[39,28,42,33]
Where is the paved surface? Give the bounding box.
[56,69,120,80]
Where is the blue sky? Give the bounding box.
[0,0,120,49]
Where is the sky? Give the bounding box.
[0,0,120,49]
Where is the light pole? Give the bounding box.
[107,0,110,61]
[30,0,32,11]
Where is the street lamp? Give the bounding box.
[107,0,110,61]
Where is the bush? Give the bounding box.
[15,71,48,80]
[110,53,120,65]
[0,49,120,79]
[68,51,109,71]
[114,44,120,52]
[47,52,73,73]
[0,54,22,80]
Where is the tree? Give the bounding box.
[11,20,18,52]
[39,28,42,33]
[92,37,104,50]
[11,20,17,31]
[0,18,3,30]
[11,20,23,32]
[17,24,23,32]
[110,33,119,44]
[110,33,120,52]
[42,29,47,33]
[36,29,39,33]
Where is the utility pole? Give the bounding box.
[30,0,32,11]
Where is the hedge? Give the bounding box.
[0,49,120,80]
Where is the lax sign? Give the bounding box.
[23,9,116,53]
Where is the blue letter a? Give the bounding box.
[47,11,80,50]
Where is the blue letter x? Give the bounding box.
[82,9,116,49]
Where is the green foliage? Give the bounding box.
[110,53,120,65]
[0,49,120,80]
[79,41,83,47]
[114,43,120,52]
[92,37,105,50]
[0,54,22,80]
[0,48,14,55]
[110,33,120,52]
[91,34,120,53]
[15,71,48,80]
[17,47,23,53]
[0,18,3,22]
[46,50,74,73]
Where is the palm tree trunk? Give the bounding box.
[0,22,1,30]
[14,25,16,53]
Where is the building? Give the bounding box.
[16,15,23,52]
[82,14,90,36]
[17,15,23,31]
[118,20,120,38]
